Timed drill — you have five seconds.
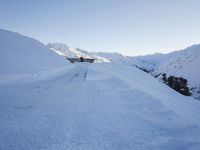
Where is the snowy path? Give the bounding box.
[0,63,200,150]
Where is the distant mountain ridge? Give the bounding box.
[128,44,200,100]
[47,43,110,63]
[92,52,129,62]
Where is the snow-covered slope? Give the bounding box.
[1,63,200,150]
[47,42,200,99]
[129,45,200,99]
[154,45,200,86]
[1,28,200,149]
[47,43,110,63]
[0,29,68,74]
[93,52,129,62]
[128,53,167,72]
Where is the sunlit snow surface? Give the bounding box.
[0,63,200,150]
[48,43,110,63]
[0,29,68,74]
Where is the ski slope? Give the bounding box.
[1,63,200,150]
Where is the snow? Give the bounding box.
[1,28,200,149]
[93,52,128,62]
[127,45,200,99]
[94,45,200,91]
[0,29,68,75]
[46,41,200,99]
[154,45,200,87]
[1,62,200,150]
[47,43,110,63]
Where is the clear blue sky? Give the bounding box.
[0,0,200,56]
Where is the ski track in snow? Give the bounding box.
[0,63,200,150]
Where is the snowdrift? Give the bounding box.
[1,63,200,150]
[0,29,68,74]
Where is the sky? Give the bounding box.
[0,0,200,56]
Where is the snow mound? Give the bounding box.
[0,29,68,74]
[1,63,200,149]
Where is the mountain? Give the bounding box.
[0,29,68,74]
[1,62,200,150]
[129,45,200,99]
[47,43,110,63]
[92,52,129,62]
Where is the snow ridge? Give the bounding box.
[0,29,68,74]
[47,43,110,63]
[129,44,200,99]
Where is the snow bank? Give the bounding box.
[0,29,68,74]
[1,63,200,149]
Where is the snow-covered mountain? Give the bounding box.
[47,43,110,63]
[0,29,68,74]
[47,43,131,63]
[47,42,200,99]
[92,52,129,62]
[129,45,200,99]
